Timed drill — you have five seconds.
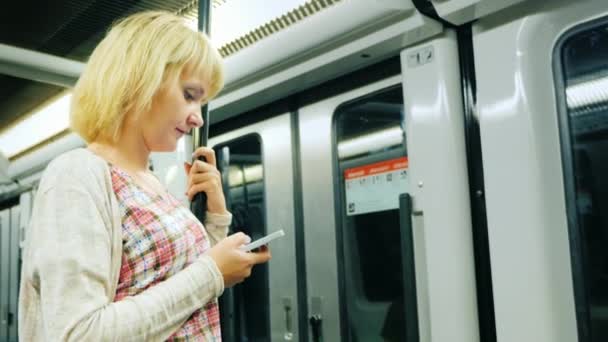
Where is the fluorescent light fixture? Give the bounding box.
[0,92,71,158]
[228,164,263,187]
[567,75,608,113]
[338,126,404,160]
[186,0,309,47]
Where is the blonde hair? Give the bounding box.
[70,11,224,143]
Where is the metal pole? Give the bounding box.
[0,43,83,87]
[198,0,211,168]
[191,0,212,222]
[192,2,236,341]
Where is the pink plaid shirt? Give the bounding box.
[110,165,221,341]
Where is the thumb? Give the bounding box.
[226,232,251,246]
[184,162,192,174]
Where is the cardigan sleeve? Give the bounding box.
[203,211,231,246]
[21,167,224,342]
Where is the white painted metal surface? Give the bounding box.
[473,0,608,340]
[0,43,83,87]
[211,9,442,122]
[401,30,479,342]
[222,0,412,87]
[432,0,528,25]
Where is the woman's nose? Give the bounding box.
[187,112,204,128]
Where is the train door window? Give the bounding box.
[213,135,270,341]
[334,86,409,341]
[556,18,608,342]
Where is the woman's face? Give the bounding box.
[140,67,206,152]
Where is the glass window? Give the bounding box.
[334,86,409,341]
[557,18,608,342]
[214,135,270,341]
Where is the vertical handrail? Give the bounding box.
[399,193,420,341]
[191,0,212,223]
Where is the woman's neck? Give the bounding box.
[88,135,150,173]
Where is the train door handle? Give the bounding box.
[309,314,323,342]
[309,296,324,342]
[282,296,294,340]
[399,193,420,341]
[1,305,7,325]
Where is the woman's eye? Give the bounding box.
[184,91,195,101]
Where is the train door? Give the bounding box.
[298,76,406,342]
[208,113,300,341]
[473,0,608,341]
[0,202,20,342]
[299,30,480,341]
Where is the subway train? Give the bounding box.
[1,0,608,341]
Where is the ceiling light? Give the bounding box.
[0,92,71,159]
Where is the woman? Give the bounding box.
[18,11,270,341]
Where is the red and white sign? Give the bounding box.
[344,157,409,216]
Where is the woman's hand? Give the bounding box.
[185,146,228,214]
[206,232,272,288]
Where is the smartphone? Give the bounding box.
[239,229,285,252]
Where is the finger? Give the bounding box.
[186,177,223,198]
[186,182,216,201]
[249,245,270,253]
[188,171,220,188]
[192,147,217,168]
[226,232,251,245]
[249,249,272,264]
[190,159,218,176]
[186,182,217,200]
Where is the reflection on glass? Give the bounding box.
[338,126,404,160]
[560,20,608,341]
[335,87,407,341]
[228,164,264,187]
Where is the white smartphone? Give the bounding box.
[239,229,285,252]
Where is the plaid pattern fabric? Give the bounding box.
[110,165,221,341]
